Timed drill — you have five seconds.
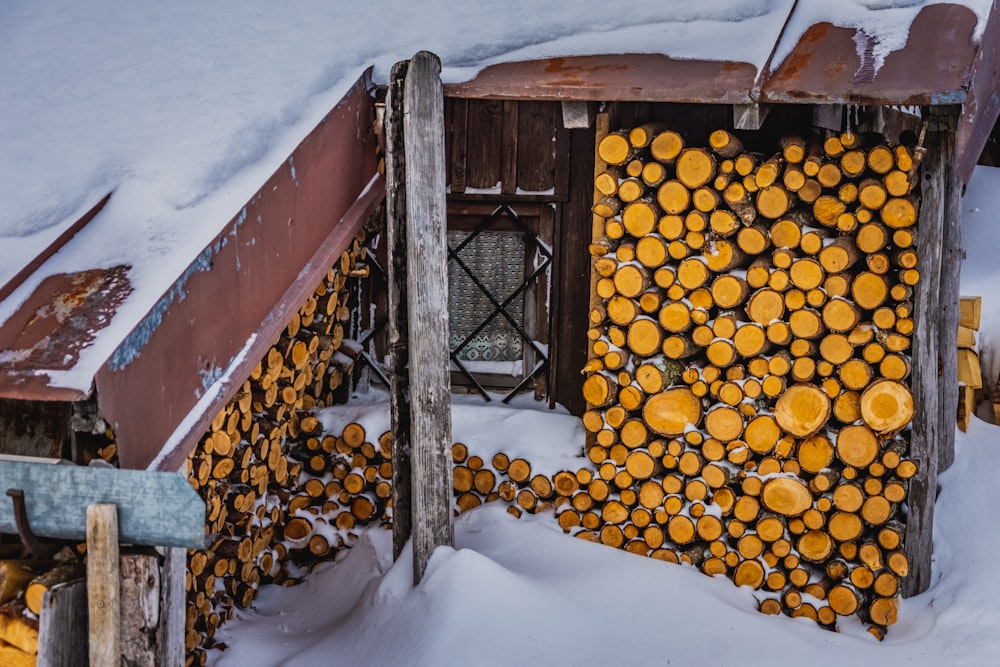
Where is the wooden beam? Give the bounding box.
[0,461,204,548]
[386,58,413,562]
[938,114,962,471]
[402,51,454,582]
[157,547,185,667]
[902,114,949,598]
[87,504,120,667]
[120,553,159,666]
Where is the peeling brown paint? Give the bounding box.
[0,266,132,385]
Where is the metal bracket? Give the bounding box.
[5,488,62,558]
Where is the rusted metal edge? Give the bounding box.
[148,172,384,472]
[957,0,1000,184]
[750,0,800,100]
[443,54,758,104]
[760,4,977,107]
[92,69,379,470]
[0,192,112,305]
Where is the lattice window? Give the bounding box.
[447,204,552,402]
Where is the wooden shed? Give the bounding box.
[2,2,1000,663]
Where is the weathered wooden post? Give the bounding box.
[902,109,955,597]
[87,504,120,667]
[402,50,454,582]
[385,58,413,562]
[937,113,962,473]
[385,51,453,581]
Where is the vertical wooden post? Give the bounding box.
[120,554,159,666]
[938,114,962,472]
[386,58,413,562]
[902,112,951,597]
[87,503,120,667]
[402,50,454,582]
[158,546,185,667]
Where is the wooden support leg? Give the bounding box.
[902,112,952,598]
[87,504,120,667]
[402,50,454,583]
[386,58,413,562]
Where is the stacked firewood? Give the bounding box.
[0,548,85,667]
[956,296,983,430]
[580,124,923,636]
[184,234,371,666]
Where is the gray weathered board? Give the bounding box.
[401,50,454,582]
[37,578,88,667]
[0,461,204,548]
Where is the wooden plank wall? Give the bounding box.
[446,99,565,196]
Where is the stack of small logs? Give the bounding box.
[580,123,924,637]
[956,296,983,430]
[0,548,85,667]
[183,233,373,666]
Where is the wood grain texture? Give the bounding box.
[87,504,120,667]
[157,547,185,667]
[0,462,204,548]
[516,101,557,193]
[447,97,468,193]
[464,99,503,189]
[120,554,159,666]
[501,100,519,195]
[0,399,71,458]
[938,116,962,472]
[386,58,414,562]
[902,117,948,598]
[403,51,455,582]
[36,579,87,667]
[552,127,596,415]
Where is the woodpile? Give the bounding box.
[583,123,924,636]
[183,232,374,666]
[0,551,84,666]
[956,296,983,431]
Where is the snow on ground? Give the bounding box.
[210,412,1000,667]
[210,166,1000,666]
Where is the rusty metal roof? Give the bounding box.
[445,2,1000,183]
[0,71,381,470]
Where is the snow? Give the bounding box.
[2,0,988,394]
[206,165,1000,665]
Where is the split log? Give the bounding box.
[774,383,830,437]
[860,380,915,435]
[24,563,85,616]
[676,148,717,189]
[643,388,703,436]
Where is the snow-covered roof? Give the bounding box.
[1,1,997,469]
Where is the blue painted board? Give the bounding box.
[0,461,204,548]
